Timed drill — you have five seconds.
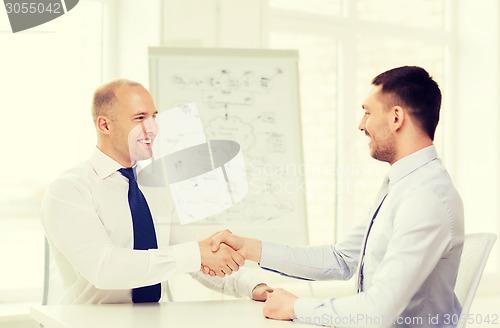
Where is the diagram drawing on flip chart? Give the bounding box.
[148,47,307,244]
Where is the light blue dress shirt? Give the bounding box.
[260,145,464,327]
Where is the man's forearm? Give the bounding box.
[241,237,262,262]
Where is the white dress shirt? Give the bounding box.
[41,148,264,304]
[260,145,464,327]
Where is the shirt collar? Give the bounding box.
[90,147,124,180]
[387,145,438,190]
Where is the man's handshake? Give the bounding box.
[198,229,262,277]
[196,230,241,277]
[197,230,274,302]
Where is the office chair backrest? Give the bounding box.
[455,233,497,328]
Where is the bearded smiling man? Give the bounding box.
[210,66,464,327]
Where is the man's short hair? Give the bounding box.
[91,79,143,124]
[372,66,442,140]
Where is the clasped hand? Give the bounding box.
[198,229,254,277]
[198,229,261,277]
[197,231,244,277]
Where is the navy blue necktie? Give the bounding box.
[119,167,161,303]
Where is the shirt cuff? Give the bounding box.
[170,241,201,274]
[238,272,267,299]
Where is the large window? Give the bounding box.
[269,32,338,245]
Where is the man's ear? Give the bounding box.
[392,106,405,131]
[96,116,111,135]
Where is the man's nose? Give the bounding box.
[358,116,366,132]
[142,117,158,135]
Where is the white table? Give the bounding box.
[31,300,311,328]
